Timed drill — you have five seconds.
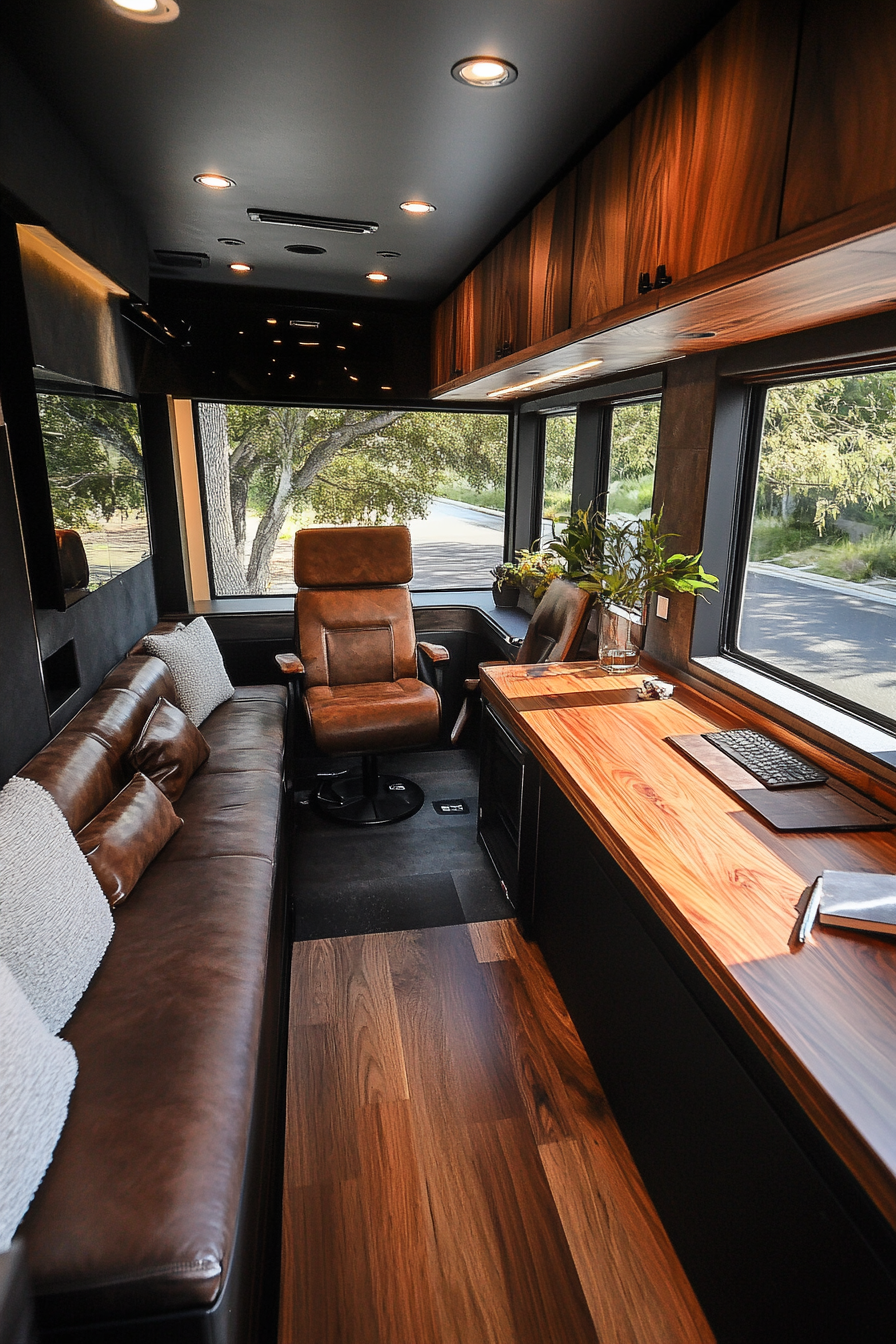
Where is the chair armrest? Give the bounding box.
[275,651,305,675]
[418,641,450,664]
[463,677,480,692]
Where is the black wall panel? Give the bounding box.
[34,558,157,734]
[0,425,50,782]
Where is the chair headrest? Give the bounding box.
[294,525,413,588]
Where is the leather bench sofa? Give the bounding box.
[14,643,289,1343]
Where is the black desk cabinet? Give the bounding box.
[531,771,896,1344]
[477,701,541,931]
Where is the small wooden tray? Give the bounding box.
[667,734,896,832]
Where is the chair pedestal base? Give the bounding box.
[314,754,424,826]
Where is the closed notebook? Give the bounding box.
[818,871,896,934]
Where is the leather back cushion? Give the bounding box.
[76,774,182,908]
[19,656,176,833]
[129,698,210,802]
[517,578,591,665]
[294,525,412,588]
[296,587,417,687]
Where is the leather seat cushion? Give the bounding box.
[305,677,439,754]
[20,688,286,1327]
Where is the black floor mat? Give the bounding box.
[292,748,510,940]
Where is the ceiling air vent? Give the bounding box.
[153,250,209,268]
[247,209,378,235]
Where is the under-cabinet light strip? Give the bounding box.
[486,359,603,397]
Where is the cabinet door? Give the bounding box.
[527,174,575,343]
[452,271,478,380]
[475,217,531,368]
[627,0,799,301]
[571,118,631,325]
[431,290,456,388]
[780,0,896,235]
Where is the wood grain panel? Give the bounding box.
[626,0,799,300]
[480,663,896,1228]
[467,918,517,962]
[471,1116,600,1344]
[431,290,457,389]
[541,1136,714,1344]
[335,935,409,1106]
[527,175,575,344]
[475,219,531,369]
[781,0,896,235]
[282,922,714,1344]
[571,117,632,326]
[453,270,477,380]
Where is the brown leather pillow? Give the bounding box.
[129,697,210,802]
[77,774,183,908]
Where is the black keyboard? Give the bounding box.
[702,729,828,789]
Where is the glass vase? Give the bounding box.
[597,602,646,674]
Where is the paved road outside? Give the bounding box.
[265,497,507,593]
[740,566,896,720]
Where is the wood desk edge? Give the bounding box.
[480,661,896,1231]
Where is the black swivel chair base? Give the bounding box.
[314,752,425,826]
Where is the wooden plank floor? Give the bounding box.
[279,920,715,1344]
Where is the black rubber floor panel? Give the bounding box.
[292,748,510,941]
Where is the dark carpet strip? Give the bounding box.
[292,748,510,941]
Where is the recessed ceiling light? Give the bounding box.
[349,375,359,382]
[366,271,389,283]
[377,251,401,259]
[299,342,319,347]
[285,244,327,255]
[452,57,517,88]
[267,318,277,325]
[381,386,393,391]
[219,237,245,246]
[352,322,362,328]
[400,201,435,215]
[273,339,282,344]
[336,344,346,350]
[195,173,235,189]
[104,0,179,21]
[229,262,253,273]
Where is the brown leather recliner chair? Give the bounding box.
[450,577,592,744]
[277,524,449,825]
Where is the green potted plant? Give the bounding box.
[549,507,718,672]
[490,561,521,608]
[514,547,564,613]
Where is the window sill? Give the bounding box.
[692,655,896,771]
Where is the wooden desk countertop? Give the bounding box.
[480,660,896,1231]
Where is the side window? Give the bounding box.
[540,411,576,541]
[734,369,896,725]
[36,390,151,591]
[607,399,661,517]
[194,402,509,596]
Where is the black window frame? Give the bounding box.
[718,363,896,737]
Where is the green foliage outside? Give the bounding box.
[38,394,146,529]
[748,372,896,584]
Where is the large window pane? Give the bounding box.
[607,400,660,518]
[541,412,575,541]
[37,391,150,591]
[195,403,508,595]
[737,370,896,723]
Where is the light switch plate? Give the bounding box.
[656,594,670,620]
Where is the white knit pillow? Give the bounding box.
[0,959,77,1251]
[142,618,234,726]
[0,777,113,1034]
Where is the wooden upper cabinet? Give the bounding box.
[571,118,631,325]
[780,0,896,236]
[527,175,575,343]
[627,0,800,301]
[474,216,531,368]
[431,290,456,388]
[453,271,478,380]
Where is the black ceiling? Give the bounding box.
[5,0,729,303]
